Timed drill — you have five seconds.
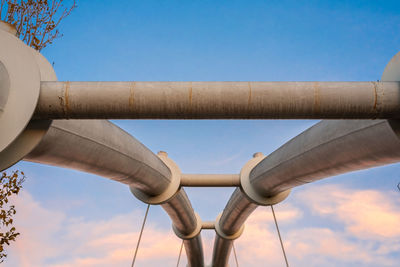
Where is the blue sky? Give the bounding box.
[4,0,400,266]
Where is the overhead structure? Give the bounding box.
[0,23,204,267]
[35,81,400,119]
[211,51,400,266]
[212,120,400,266]
[1,21,400,267]
[25,120,204,266]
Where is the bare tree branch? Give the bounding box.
[0,171,25,263]
[0,0,76,51]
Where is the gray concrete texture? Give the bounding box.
[35,81,400,119]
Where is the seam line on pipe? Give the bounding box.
[189,82,193,111]
[65,82,70,116]
[292,121,388,184]
[313,82,320,114]
[50,124,172,185]
[60,81,70,118]
[129,82,136,111]
[376,82,384,118]
[251,121,387,186]
[247,82,252,108]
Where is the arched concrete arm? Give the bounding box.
[25,120,172,194]
[212,119,400,266]
[24,120,204,266]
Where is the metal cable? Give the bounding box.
[232,241,239,267]
[131,204,150,267]
[176,239,184,267]
[271,205,289,267]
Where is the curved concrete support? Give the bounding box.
[165,191,204,266]
[24,120,204,266]
[212,235,235,267]
[212,191,258,265]
[214,213,244,240]
[250,120,400,196]
[185,236,204,267]
[25,120,172,194]
[212,119,400,266]
[0,20,204,266]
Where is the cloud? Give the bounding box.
[231,185,400,267]
[3,185,400,267]
[248,202,303,224]
[297,184,400,240]
[4,192,183,267]
[6,192,66,267]
[286,227,395,266]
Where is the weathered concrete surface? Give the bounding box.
[212,119,400,266]
[35,81,400,119]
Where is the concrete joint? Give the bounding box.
[172,213,202,240]
[130,151,181,205]
[240,153,291,206]
[214,213,244,240]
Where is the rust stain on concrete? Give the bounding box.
[372,81,383,118]
[372,81,378,112]
[62,81,70,117]
[248,82,252,108]
[189,82,193,110]
[129,82,136,111]
[313,82,320,114]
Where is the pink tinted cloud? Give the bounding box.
[229,186,400,266]
[298,184,400,240]
[3,184,400,267]
[5,192,183,267]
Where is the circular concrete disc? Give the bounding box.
[382,51,400,82]
[0,61,10,117]
[0,38,57,171]
[0,29,41,153]
[0,30,40,151]
[382,51,400,139]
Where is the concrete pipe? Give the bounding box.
[211,50,400,267]
[34,81,400,120]
[212,120,400,266]
[0,24,204,266]
[25,120,205,266]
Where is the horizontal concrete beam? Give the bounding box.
[201,221,215,230]
[181,174,240,187]
[34,81,400,119]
